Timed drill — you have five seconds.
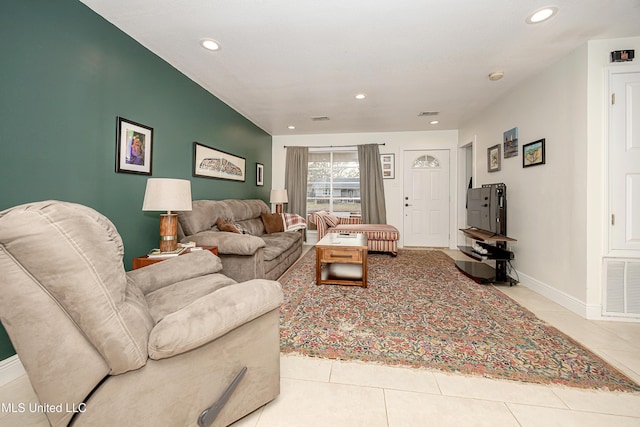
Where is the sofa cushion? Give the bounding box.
[260,232,300,262]
[236,218,266,236]
[184,230,266,256]
[148,279,283,360]
[145,273,237,323]
[260,212,284,234]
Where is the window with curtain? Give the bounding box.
[307,150,360,217]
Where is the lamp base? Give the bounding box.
[275,204,283,214]
[159,214,179,252]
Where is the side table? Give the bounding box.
[132,246,218,270]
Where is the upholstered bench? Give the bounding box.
[310,212,399,256]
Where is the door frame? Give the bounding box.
[457,137,476,248]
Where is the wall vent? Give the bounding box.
[311,116,330,121]
[418,111,439,117]
[603,258,640,318]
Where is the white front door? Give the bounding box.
[610,71,640,252]
[403,150,450,247]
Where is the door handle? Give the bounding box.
[405,203,412,207]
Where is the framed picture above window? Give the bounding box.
[487,144,501,172]
[116,117,153,175]
[380,153,395,179]
[256,163,264,186]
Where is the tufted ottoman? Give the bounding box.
[327,223,399,256]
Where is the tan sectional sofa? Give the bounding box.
[178,199,303,282]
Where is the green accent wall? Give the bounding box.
[0,0,272,360]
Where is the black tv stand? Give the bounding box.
[456,228,518,286]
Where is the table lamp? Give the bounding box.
[270,189,288,214]
[142,178,192,252]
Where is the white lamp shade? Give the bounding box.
[270,189,288,204]
[142,178,192,212]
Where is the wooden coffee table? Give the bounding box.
[315,233,368,287]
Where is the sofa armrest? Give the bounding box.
[310,213,329,239]
[127,251,223,295]
[184,231,266,256]
[147,279,283,360]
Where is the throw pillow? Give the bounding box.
[325,214,340,227]
[260,212,284,234]
[216,217,240,234]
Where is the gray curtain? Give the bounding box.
[284,146,309,220]
[357,144,387,224]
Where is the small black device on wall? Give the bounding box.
[610,50,635,63]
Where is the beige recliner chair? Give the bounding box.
[0,201,283,427]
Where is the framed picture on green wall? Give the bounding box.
[193,141,246,182]
[116,117,153,175]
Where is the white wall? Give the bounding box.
[272,130,459,248]
[459,44,590,307]
[459,36,640,318]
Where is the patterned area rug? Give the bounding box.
[280,249,640,392]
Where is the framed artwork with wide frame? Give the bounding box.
[522,139,546,168]
[487,144,501,172]
[256,163,264,186]
[380,153,395,179]
[193,141,246,182]
[116,117,153,175]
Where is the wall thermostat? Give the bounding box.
[610,50,635,62]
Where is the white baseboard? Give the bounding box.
[0,355,25,387]
[516,270,591,318]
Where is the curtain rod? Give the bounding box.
[283,143,385,149]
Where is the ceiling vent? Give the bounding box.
[311,116,330,121]
[418,111,439,117]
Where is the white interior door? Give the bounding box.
[610,71,640,252]
[403,150,450,247]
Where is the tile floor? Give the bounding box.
[1,249,640,426]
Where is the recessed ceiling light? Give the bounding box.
[355,94,366,100]
[430,120,439,125]
[488,71,504,81]
[526,6,558,24]
[200,39,221,51]
[288,125,296,130]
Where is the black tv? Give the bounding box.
[466,183,506,235]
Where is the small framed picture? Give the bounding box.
[488,144,501,172]
[380,153,395,179]
[503,127,518,158]
[116,117,153,175]
[523,139,545,168]
[256,163,264,186]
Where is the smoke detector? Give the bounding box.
[488,71,504,81]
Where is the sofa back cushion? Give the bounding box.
[179,199,270,236]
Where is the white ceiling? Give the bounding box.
[80,0,640,136]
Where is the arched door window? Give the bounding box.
[412,155,440,168]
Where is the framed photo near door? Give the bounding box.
[380,153,395,179]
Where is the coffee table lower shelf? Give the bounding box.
[318,263,366,287]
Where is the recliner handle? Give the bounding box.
[197,366,247,427]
